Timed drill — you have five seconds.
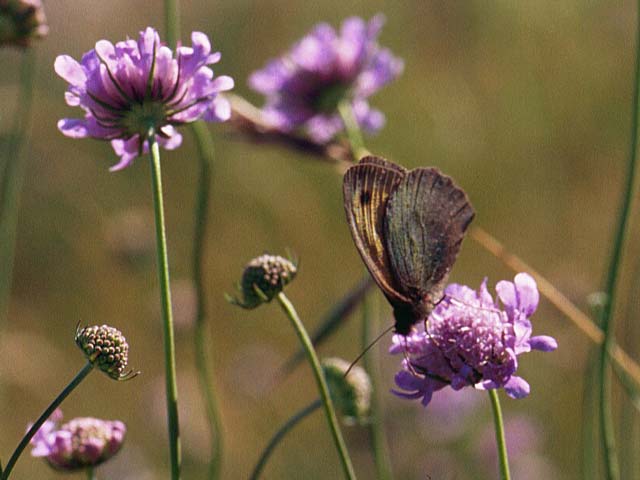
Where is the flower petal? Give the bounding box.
[503,376,530,399]
[514,273,539,317]
[54,55,86,86]
[529,335,558,352]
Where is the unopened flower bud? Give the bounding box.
[75,324,134,381]
[0,0,48,47]
[322,357,371,425]
[227,254,297,309]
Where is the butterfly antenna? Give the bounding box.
[344,324,395,377]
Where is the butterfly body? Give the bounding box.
[343,156,475,335]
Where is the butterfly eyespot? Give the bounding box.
[359,190,372,205]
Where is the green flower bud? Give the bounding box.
[227,254,297,309]
[75,324,136,381]
[322,357,372,425]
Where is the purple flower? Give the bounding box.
[30,409,126,471]
[249,14,403,143]
[390,273,557,407]
[55,27,234,171]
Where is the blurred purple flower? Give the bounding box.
[390,273,557,407]
[54,27,234,171]
[249,14,403,143]
[30,409,126,471]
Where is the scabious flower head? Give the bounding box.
[0,0,47,47]
[390,273,557,407]
[322,357,371,425]
[55,27,234,171]
[249,14,403,143]
[75,324,135,380]
[227,254,297,309]
[30,409,126,471]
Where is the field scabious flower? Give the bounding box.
[390,273,557,406]
[30,409,126,471]
[54,27,234,171]
[249,15,403,143]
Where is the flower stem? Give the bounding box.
[0,362,94,480]
[0,48,36,327]
[488,389,511,480]
[597,1,640,478]
[249,399,322,480]
[163,0,181,48]
[147,132,181,480]
[191,121,224,480]
[361,293,393,480]
[87,467,96,480]
[276,293,357,480]
[338,100,369,161]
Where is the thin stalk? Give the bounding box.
[249,399,322,480]
[488,389,511,480]
[147,131,181,480]
[597,1,640,477]
[1,363,94,480]
[276,293,357,480]
[0,48,37,326]
[191,121,224,480]
[338,100,369,161]
[87,467,96,480]
[361,293,393,480]
[163,0,180,48]
[582,347,599,480]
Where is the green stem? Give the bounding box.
[0,363,94,480]
[87,467,96,480]
[276,293,357,480]
[163,0,180,48]
[147,131,181,480]
[596,1,640,478]
[338,100,369,161]
[0,48,36,327]
[191,121,224,480]
[488,389,511,480]
[249,399,322,480]
[361,294,393,480]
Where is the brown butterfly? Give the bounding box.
[343,156,475,335]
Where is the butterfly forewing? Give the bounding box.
[383,168,475,309]
[343,157,411,306]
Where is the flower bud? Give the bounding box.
[75,324,134,381]
[0,0,48,47]
[227,254,297,309]
[322,357,371,425]
[30,409,126,471]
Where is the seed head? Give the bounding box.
[75,324,136,381]
[0,0,48,47]
[322,357,371,425]
[227,254,297,309]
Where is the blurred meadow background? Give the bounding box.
[1,1,640,478]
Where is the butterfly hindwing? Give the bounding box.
[383,168,475,308]
[343,156,411,307]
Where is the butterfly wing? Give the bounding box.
[383,167,475,330]
[343,156,411,308]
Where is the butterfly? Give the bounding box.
[343,156,475,335]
